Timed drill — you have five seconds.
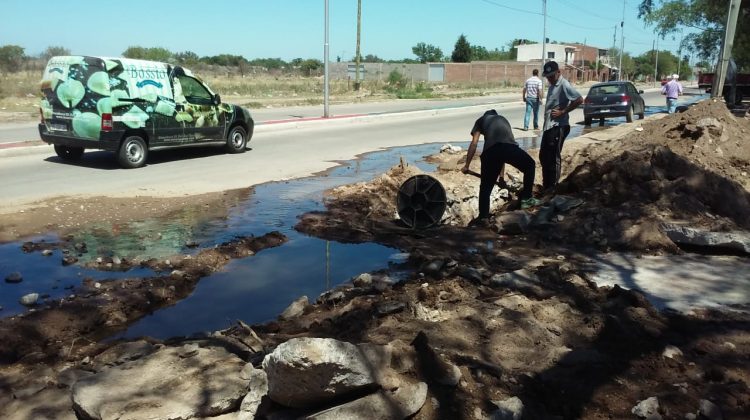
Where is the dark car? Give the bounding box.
[583,81,646,126]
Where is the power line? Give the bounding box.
[479,0,540,16]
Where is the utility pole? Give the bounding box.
[618,0,625,81]
[653,38,659,87]
[323,0,330,117]
[612,25,617,80]
[676,29,684,79]
[712,0,740,99]
[355,0,362,91]
[542,0,547,65]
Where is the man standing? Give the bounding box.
[540,61,583,192]
[661,74,683,113]
[522,69,544,131]
[462,110,540,224]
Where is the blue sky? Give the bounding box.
[1,0,685,61]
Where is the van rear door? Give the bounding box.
[40,56,110,141]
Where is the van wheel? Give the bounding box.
[584,117,592,126]
[54,145,84,161]
[225,126,247,154]
[117,136,148,169]
[626,105,634,123]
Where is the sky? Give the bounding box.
[1,0,686,62]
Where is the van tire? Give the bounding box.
[118,136,148,169]
[584,117,592,126]
[54,145,84,161]
[626,105,634,123]
[225,126,247,154]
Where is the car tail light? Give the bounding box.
[621,94,631,104]
[101,113,113,131]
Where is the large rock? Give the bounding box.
[494,211,531,235]
[237,365,268,420]
[262,338,391,408]
[661,224,750,254]
[304,381,428,420]
[72,344,248,420]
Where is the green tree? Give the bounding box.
[638,0,750,70]
[0,45,25,72]
[411,42,443,63]
[122,46,173,62]
[174,51,200,66]
[300,59,323,76]
[362,54,384,63]
[451,34,472,62]
[40,46,71,62]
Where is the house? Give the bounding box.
[515,43,577,64]
[515,42,614,82]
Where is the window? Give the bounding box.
[176,75,212,105]
[547,52,555,59]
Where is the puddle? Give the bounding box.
[0,120,639,337]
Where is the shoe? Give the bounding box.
[520,197,542,209]
[522,127,529,131]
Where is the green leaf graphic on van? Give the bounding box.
[110,90,130,108]
[155,100,176,117]
[72,112,101,139]
[175,111,193,123]
[96,97,112,115]
[56,80,85,108]
[87,72,110,96]
[122,106,149,129]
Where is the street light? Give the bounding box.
[324,0,330,118]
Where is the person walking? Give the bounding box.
[661,74,683,113]
[462,110,540,224]
[540,61,583,192]
[523,69,544,131]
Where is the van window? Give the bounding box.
[177,75,213,105]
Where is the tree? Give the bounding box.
[451,34,472,62]
[362,54,384,63]
[174,51,200,66]
[40,46,71,62]
[122,46,173,62]
[411,42,443,63]
[300,59,323,76]
[0,45,25,72]
[638,0,750,70]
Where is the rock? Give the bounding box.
[698,399,723,420]
[237,366,268,420]
[352,273,372,287]
[494,211,531,234]
[62,255,78,266]
[411,331,462,386]
[178,343,200,358]
[5,271,22,283]
[661,224,750,254]
[423,259,444,274]
[530,205,555,226]
[489,269,540,290]
[304,381,428,420]
[662,345,683,359]
[457,266,483,283]
[19,293,39,306]
[42,249,53,256]
[376,301,406,316]
[491,396,524,420]
[72,345,247,420]
[632,396,661,419]
[279,296,309,320]
[112,256,121,265]
[92,340,156,367]
[262,337,390,408]
[57,367,95,388]
[549,195,584,212]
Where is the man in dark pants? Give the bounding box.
[462,110,540,223]
[540,61,583,192]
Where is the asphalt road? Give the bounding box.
[0,88,692,212]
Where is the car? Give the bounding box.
[583,81,646,126]
[39,56,254,168]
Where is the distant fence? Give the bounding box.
[330,61,612,85]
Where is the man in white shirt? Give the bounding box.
[522,69,544,131]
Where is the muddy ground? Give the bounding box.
[1,99,749,419]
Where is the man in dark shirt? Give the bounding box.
[462,109,540,222]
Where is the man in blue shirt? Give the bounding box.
[540,61,583,192]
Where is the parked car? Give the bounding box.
[583,81,646,126]
[39,56,254,168]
